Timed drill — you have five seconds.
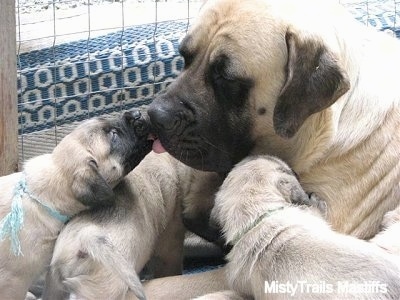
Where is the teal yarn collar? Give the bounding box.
[0,173,70,256]
[231,206,286,245]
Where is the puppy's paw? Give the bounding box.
[307,193,328,217]
[25,292,37,300]
[381,207,400,229]
[193,290,250,300]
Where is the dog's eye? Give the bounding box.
[211,54,236,82]
[212,61,232,81]
[209,55,253,109]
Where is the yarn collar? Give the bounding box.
[230,206,286,245]
[0,173,70,256]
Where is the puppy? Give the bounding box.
[212,155,400,299]
[0,111,151,300]
[42,151,222,300]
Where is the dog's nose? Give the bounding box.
[148,106,179,132]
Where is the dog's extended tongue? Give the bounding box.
[152,139,167,154]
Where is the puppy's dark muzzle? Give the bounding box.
[121,108,153,175]
[123,109,150,137]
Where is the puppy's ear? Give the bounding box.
[273,29,350,138]
[289,183,310,205]
[71,158,115,207]
[42,265,70,300]
[278,178,309,205]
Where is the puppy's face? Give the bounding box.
[53,111,152,207]
[148,0,349,172]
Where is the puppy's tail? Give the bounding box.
[82,235,146,300]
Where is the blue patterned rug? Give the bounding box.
[17,0,400,136]
[344,0,400,37]
[18,20,188,134]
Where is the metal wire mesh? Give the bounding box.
[16,0,202,164]
[15,0,399,165]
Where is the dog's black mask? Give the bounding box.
[148,53,254,172]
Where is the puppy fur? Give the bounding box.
[194,290,251,300]
[212,155,400,299]
[0,112,151,300]
[42,152,222,300]
[143,267,229,300]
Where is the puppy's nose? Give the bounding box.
[124,109,141,123]
[148,106,179,132]
[124,109,149,137]
[131,109,142,120]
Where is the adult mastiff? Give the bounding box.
[148,0,400,243]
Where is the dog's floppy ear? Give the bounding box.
[273,29,350,138]
[71,158,115,207]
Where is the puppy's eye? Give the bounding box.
[89,159,98,169]
[278,178,290,187]
[110,129,119,142]
[77,250,88,259]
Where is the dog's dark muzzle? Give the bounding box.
[148,106,180,133]
[147,97,234,172]
[147,93,254,172]
[147,97,195,150]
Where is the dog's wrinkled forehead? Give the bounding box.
[181,0,283,80]
[182,3,237,56]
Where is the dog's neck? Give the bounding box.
[23,154,87,216]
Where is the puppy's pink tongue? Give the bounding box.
[152,139,167,154]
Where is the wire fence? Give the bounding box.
[16,0,202,163]
[15,0,399,164]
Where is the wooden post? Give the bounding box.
[0,0,18,175]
